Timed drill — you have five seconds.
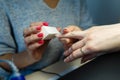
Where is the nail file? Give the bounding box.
[41,26,61,40]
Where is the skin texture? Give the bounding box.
[57,23,120,63]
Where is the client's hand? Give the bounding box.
[59,25,82,50]
[57,24,120,63]
[23,22,50,61]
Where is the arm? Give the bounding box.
[0,22,49,70]
[57,23,120,63]
[0,4,49,70]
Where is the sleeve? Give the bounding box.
[0,67,10,79]
[79,0,95,29]
[0,2,16,55]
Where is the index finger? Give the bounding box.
[57,31,85,39]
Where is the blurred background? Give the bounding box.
[87,0,120,25]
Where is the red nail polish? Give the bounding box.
[36,26,41,30]
[38,40,44,44]
[37,33,43,37]
[43,22,49,26]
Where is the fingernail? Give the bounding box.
[37,33,43,38]
[43,22,49,26]
[38,40,44,44]
[63,29,68,34]
[36,26,41,30]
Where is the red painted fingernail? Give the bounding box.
[36,26,41,30]
[37,33,43,37]
[43,22,49,26]
[38,40,44,44]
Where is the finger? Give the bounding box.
[64,25,82,32]
[30,22,49,27]
[63,42,73,50]
[64,48,84,63]
[23,25,42,37]
[23,22,48,37]
[57,31,85,39]
[24,33,44,45]
[64,45,69,50]
[59,38,71,44]
[62,28,69,34]
[62,26,76,34]
[64,39,85,56]
[27,40,44,51]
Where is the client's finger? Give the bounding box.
[64,48,84,63]
[57,31,85,39]
[64,39,85,56]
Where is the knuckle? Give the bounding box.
[86,43,98,52]
[30,22,36,26]
[31,27,35,31]
[87,34,95,41]
[72,52,77,58]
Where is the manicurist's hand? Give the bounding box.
[57,23,120,63]
[23,22,50,61]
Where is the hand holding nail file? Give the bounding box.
[41,26,61,40]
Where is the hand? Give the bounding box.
[58,25,82,50]
[23,22,50,62]
[58,23,120,63]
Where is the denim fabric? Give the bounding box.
[0,0,93,78]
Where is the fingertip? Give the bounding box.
[43,22,49,26]
[36,26,42,30]
[37,33,44,38]
[38,40,44,45]
[64,58,69,63]
[63,29,69,34]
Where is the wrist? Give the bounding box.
[0,53,13,70]
[25,50,39,64]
